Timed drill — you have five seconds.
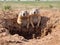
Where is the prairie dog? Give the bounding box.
[29,8,41,28]
[17,10,29,28]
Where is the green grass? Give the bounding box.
[0,1,60,10]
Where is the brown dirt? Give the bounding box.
[0,8,60,45]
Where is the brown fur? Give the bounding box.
[17,10,30,28]
[29,9,41,28]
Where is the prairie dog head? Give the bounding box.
[29,8,39,15]
[17,10,29,25]
[19,10,29,17]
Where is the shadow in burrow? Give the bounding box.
[40,16,52,36]
[3,16,52,39]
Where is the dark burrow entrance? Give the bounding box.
[4,16,52,40]
[8,25,52,40]
[8,26,42,39]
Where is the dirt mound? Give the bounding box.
[0,9,60,45]
[0,28,27,45]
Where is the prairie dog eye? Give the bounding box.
[34,11,35,14]
[23,13,25,16]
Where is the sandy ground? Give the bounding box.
[0,8,60,45]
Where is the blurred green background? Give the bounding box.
[0,0,60,10]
